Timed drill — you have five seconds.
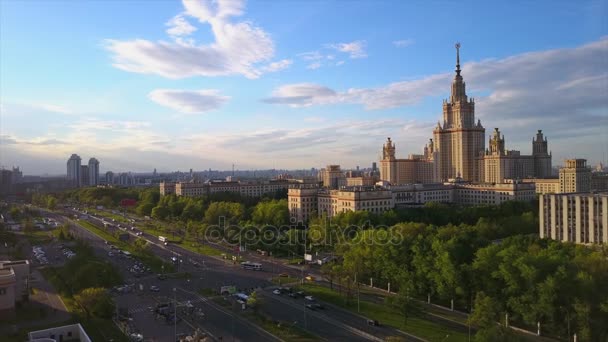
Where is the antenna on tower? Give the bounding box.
[232,163,235,177]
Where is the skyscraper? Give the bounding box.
[67,154,82,187]
[88,158,100,186]
[433,43,485,181]
[80,165,89,186]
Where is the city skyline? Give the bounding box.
[1,0,607,175]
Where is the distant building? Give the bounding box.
[105,171,114,185]
[539,192,608,244]
[162,179,291,198]
[288,181,536,221]
[0,169,13,195]
[0,260,30,318]
[88,158,99,186]
[319,165,346,189]
[559,159,591,193]
[66,154,81,187]
[28,323,91,342]
[80,165,89,187]
[11,166,23,184]
[591,172,608,191]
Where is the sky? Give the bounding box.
[1,0,607,175]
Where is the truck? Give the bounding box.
[159,236,168,246]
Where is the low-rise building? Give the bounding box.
[163,179,291,198]
[289,181,537,220]
[29,323,91,342]
[0,260,30,302]
[539,192,608,244]
[0,268,16,318]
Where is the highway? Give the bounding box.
[49,207,395,341]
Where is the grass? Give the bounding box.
[271,276,300,285]
[297,284,469,342]
[176,240,223,256]
[244,312,320,342]
[23,229,55,245]
[76,219,173,273]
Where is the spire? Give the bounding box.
[455,42,461,76]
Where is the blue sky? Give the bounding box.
[1,0,607,175]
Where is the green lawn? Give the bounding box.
[271,276,300,285]
[244,312,320,342]
[298,284,468,342]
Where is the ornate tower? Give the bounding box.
[533,130,552,177]
[488,128,505,155]
[433,43,485,181]
[380,137,398,184]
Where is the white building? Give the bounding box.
[29,323,91,342]
[539,192,608,244]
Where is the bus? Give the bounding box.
[240,261,262,271]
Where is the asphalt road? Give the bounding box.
[47,207,393,341]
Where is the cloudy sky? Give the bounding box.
[1,0,607,175]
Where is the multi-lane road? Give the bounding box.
[46,207,425,341]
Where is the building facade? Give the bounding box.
[163,180,291,198]
[539,192,608,244]
[559,159,591,193]
[66,154,81,187]
[319,165,346,189]
[288,181,537,220]
[433,44,485,182]
[80,165,89,187]
[88,158,99,186]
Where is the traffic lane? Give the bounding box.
[173,289,276,342]
[259,291,370,342]
[267,288,415,341]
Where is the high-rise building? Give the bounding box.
[433,43,485,182]
[80,165,89,186]
[88,158,99,186]
[532,130,552,178]
[380,137,438,184]
[66,154,81,187]
[105,171,114,185]
[559,159,591,193]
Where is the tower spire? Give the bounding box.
[455,42,461,76]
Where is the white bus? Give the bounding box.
[240,261,262,271]
[159,236,167,242]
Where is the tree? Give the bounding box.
[387,281,420,326]
[247,290,263,313]
[46,196,57,210]
[74,287,115,318]
[151,205,170,220]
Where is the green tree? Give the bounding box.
[46,196,57,210]
[151,205,170,220]
[74,287,115,318]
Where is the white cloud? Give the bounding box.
[260,59,292,73]
[393,39,414,48]
[263,83,338,107]
[264,38,608,161]
[327,40,367,58]
[166,14,197,37]
[105,0,288,79]
[307,62,322,70]
[148,89,229,113]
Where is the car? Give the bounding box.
[296,291,305,297]
[108,252,114,257]
[272,289,281,295]
[312,303,325,310]
[149,285,160,292]
[157,274,167,280]
[305,275,316,281]
[279,273,289,277]
[305,304,316,310]
[304,295,315,301]
[367,319,380,326]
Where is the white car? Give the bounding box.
[304,296,315,301]
[272,289,281,295]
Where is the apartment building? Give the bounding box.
[539,192,608,244]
